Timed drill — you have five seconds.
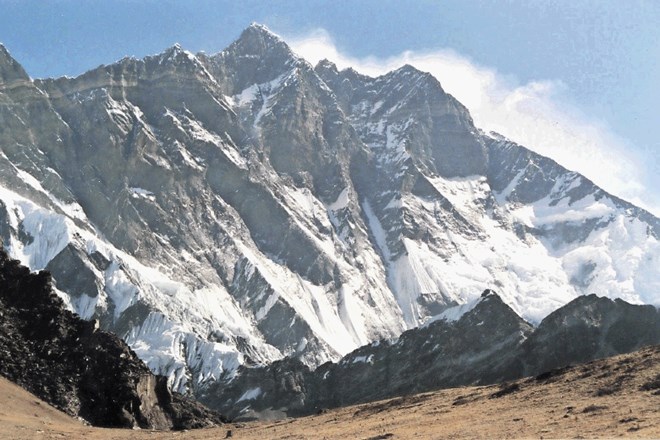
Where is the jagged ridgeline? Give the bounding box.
[200,290,660,419]
[0,22,658,400]
[0,247,224,428]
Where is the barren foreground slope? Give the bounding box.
[2,346,659,439]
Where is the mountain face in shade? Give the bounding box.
[0,247,224,429]
[0,45,30,83]
[0,23,658,399]
[198,291,659,420]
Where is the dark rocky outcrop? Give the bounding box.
[0,247,224,429]
[520,294,660,374]
[201,290,660,420]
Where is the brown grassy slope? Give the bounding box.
[1,345,659,439]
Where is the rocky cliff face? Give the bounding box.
[521,294,660,374]
[0,247,224,429]
[0,24,658,399]
[200,291,659,420]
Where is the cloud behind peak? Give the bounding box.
[286,27,658,216]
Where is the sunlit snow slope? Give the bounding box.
[0,25,657,395]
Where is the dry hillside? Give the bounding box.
[1,345,659,439]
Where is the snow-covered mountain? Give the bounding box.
[0,24,658,395]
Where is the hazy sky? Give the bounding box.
[1,0,658,214]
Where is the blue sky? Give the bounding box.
[1,0,658,213]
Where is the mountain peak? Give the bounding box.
[226,23,295,61]
[481,288,498,298]
[238,23,286,47]
[463,289,533,331]
[161,42,188,58]
[398,63,421,73]
[246,22,274,35]
[150,43,205,69]
[388,63,430,81]
[211,23,301,93]
[0,44,30,83]
[315,59,338,74]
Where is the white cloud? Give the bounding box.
[285,28,659,216]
